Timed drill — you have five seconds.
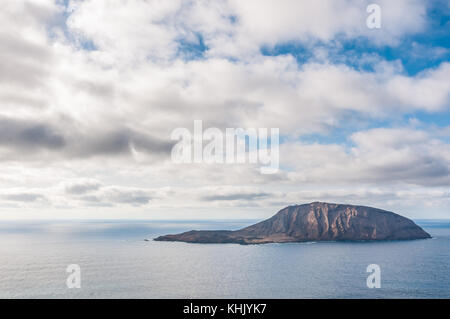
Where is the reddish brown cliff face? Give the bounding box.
[154,202,431,244]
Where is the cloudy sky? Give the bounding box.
[0,0,449,220]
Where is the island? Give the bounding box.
[154,202,431,244]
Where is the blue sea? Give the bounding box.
[0,219,449,299]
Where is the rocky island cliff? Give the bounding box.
[154,202,431,244]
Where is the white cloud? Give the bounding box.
[66,0,184,62]
[0,0,449,219]
[64,0,428,62]
[281,127,450,186]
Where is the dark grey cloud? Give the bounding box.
[0,117,65,150]
[109,189,152,205]
[70,128,174,158]
[2,193,45,202]
[79,195,101,202]
[76,188,152,207]
[78,195,115,207]
[132,131,176,154]
[201,192,270,201]
[362,155,450,187]
[72,130,132,157]
[65,181,102,195]
[73,80,115,99]
[0,116,173,161]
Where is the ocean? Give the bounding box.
[0,219,449,299]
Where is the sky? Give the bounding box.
[0,0,449,220]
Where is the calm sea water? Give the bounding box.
[0,219,449,299]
